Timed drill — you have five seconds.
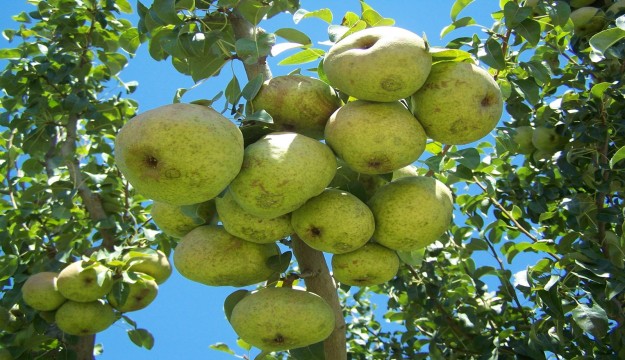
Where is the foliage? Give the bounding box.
[1,0,624,359]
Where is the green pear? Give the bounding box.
[368,176,454,251]
[325,100,427,174]
[410,61,503,145]
[607,0,625,15]
[151,199,216,238]
[114,103,244,206]
[323,26,432,102]
[21,272,67,311]
[56,260,113,302]
[524,0,539,7]
[393,164,421,180]
[570,7,606,35]
[124,249,172,285]
[173,225,280,287]
[0,306,9,331]
[229,287,335,352]
[570,0,596,8]
[531,126,566,152]
[512,126,535,154]
[55,300,117,336]
[0,348,12,360]
[251,75,342,139]
[107,276,158,313]
[291,189,375,254]
[331,243,399,286]
[228,132,336,219]
[215,191,293,244]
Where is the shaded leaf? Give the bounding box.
[293,8,333,24]
[572,303,609,339]
[224,290,250,322]
[450,0,475,21]
[128,328,155,350]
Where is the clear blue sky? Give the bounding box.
[0,1,504,359]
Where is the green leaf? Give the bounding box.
[610,146,625,168]
[116,0,133,13]
[209,343,235,354]
[0,48,22,59]
[12,11,31,23]
[241,74,265,101]
[289,341,325,360]
[361,8,394,27]
[479,38,506,70]
[278,48,324,65]
[397,248,426,267]
[0,255,18,281]
[440,17,477,38]
[503,2,532,28]
[120,28,142,55]
[237,0,271,26]
[150,0,183,24]
[188,55,227,82]
[225,75,241,105]
[293,8,333,24]
[514,18,541,47]
[572,303,609,339]
[589,27,625,55]
[430,47,474,64]
[128,328,155,350]
[224,290,250,322]
[267,251,292,274]
[450,0,475,21]
[274,28,312,46]
[590,82,612,99]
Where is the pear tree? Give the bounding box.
[1,0,624,359]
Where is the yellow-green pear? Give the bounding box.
[228,132,336,219]
[0,348,12,360]
[607,0,625,15]
[368,176,454,251]
[392,164,421,180]
[56,260,113,302]
[173,225,280,287]
[124,249,172,285]
[410,61,503,145]
[325,100,427,174]
[151,200,216,238]
[251,75,342,138]
[331,243,399,286]
[114,103,244,206]
[570,0,596,8]
[215,191,293,244]
[323,26,432,102]
[570,7,606,35]
[229,287,335,352]
[291,189,375,254]
[512,126,536,154]
[21,272,66,311]
[55,300,117,336]
[107,276,158,313]
[531,126,566,152]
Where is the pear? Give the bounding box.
[531,126,566,152]
[114,103,244,206]
[325,100,427,174]
[570,7,606,36]
[21,272,67,311]
[173,225,280,287]
[151,199,216,238]
[331,243,399,286]
[323,26,432,102]
[124,249,172,285]
[56,260,113,302]
[392,164,420,180]
[512,126,535,154]
[55,300,117,336]
[410,61,503,145]
[368,176,454,251]
[291,189,375,254]
[228,132,336,219]
[107,276,158,313]
[229,287,335,352]
[607,0,625,15]
[570,0,596,8]
[215,191,293,244]
[0,348,12,360]
[251,75,342,138]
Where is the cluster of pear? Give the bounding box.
[19,250,171,336]
[511,125,568,161]
[113,25,503,352]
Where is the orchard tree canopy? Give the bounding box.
[1,0,625,359]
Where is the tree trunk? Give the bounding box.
[228,9,348,360]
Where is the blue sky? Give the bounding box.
[0,1,504,359]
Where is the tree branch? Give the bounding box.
[61,115,116,251]
[292,236,347,360]
[228,9,272,80]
